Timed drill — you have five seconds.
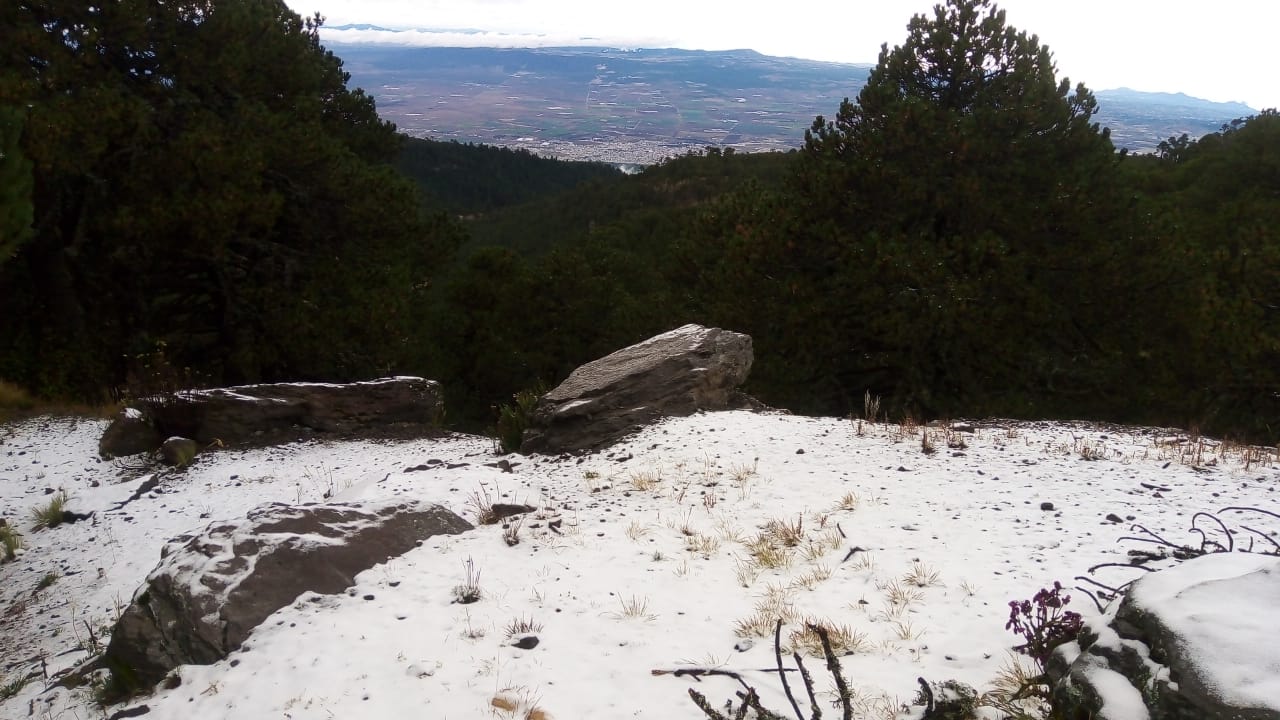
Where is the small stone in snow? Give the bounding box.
[734,639,754,652]
[795,449,805,454]
[1040,502,1055,511]
[1105,513,1123,523]
[512,635,540,650]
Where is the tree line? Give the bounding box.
[2,0,1276,441]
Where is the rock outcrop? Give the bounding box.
[159,437,197,467]
[520,324,755,454]
[99,377,444,457]
[98,408,162,458]
[1050,552,1280,720]
[103,500,472,689]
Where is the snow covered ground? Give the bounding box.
[1,411,1276,719]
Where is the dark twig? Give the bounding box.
[688,688,731,720]
[1087,561,1155,574]
[1240,525,1280,554]
[793,652,821,720]
[775,620,805,720]
[1220,506,1280,522]
[917,677,934,714]
[1074,586,1107,613]
[653,667,798,680]
[1126,549,1169,565]
[1122,524,1179,548]
[1074,575,1128,596]
[1192,511,1234,552]
[841,546,865,563]
[652,668,752,691]
[835,523,846,539]
[1117,535,1183,549]
[811,624,853,720]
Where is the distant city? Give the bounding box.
[329,40,1258,164]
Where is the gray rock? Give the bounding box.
[99,408,161,458]
[103,500,472,690]
[1050,553,1280,720]
[100,377,444,454]
[521,324,755,454]
[159,437,198,467]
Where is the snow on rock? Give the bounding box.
[1128,552,1280,716]
[102,499,473,689]
[1079,656,1152,720]
[1053,552,1280,720]
[522,324,755,453]
[100,376,445,455]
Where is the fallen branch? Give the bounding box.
[1087,562,1155,574]
[667,621,854,720]
[1191,511,1233,553]
[776,620,805,720]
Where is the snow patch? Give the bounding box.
[1128,552,1280,712]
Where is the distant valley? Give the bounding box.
[330,42,1257,164]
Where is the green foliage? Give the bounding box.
[0,522,21,561]
[394,136,621,215]
[494,384,545,454]
[30,491,69,530]
[0,105,34,265]
[915,679,980,719]
[0,673,30,701]
[775,0,1121,417]
[0,0,1273,444]
[0,380,36,412]
[0,0,460,400]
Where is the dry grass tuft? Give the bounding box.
[467,485,499,525]
[503,615,543,639]
[978,654,1051,719]
[744,534,793,570]
[625,521,651,541]
[629,469,663,492]
[31,491,70,530]
[684,533,721,557]
[902,560,943,588]
[832,491,859,512]
[764,515,806,547]
[0,523,21,562]
[613,594,657,621]
[788,619,867,656]
[491,686,553,720]
[878,579,925,607]
[733,557,761,588]
[452,556,483,604]
[734,586,798,637]
[788,564,833,592]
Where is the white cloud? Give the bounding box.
[320,27,671,50]
[291,0,1279,109]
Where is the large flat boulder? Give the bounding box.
[103,500,472,690]
[521,324,755,454]
[1050,552,1280,720]
[99,376,444,456]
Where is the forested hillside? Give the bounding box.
[393,136,620,215]
[0,0,463,397]
[2,0,1277,442]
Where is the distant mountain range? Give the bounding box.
[325,35,1257,163]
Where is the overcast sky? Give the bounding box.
[285,0,1276,111]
